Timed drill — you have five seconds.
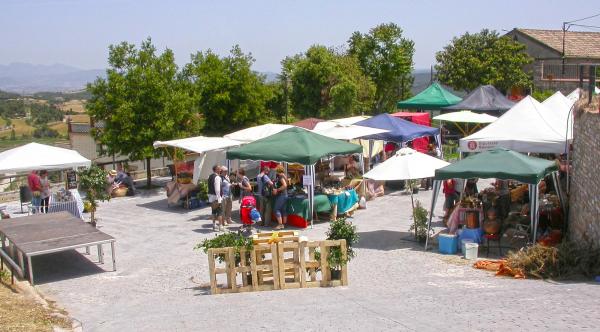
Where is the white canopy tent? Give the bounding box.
[153,136,242,154]
[459,96,569,154]
[312,116,370,131]
[0,143,91,174]
[153,136,243,183]
[312,124,389,140]
[433,110,497,123]
[542,91,574,140]
[224,124,294,142]
[363,147,450,181]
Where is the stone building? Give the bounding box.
[568,94,600,249]
[67,117,165,172]
[505,28,600,94]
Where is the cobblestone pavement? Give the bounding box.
[6,180,600,331]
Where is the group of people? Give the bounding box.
[27,169,51,213]
[206,164,289,232]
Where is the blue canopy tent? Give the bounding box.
[355,113,440,143]
[355,114,442,167]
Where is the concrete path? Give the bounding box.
[8,182,599,331]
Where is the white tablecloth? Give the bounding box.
[48,190,84,219]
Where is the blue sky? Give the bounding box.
[1,0,597,72]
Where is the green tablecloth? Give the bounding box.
[286,194,332,221]
[326,189,359,214]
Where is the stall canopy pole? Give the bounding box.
[424,179,442,250]
[358,153,366,198]
[551,171,567,233]
[310,164,315,228]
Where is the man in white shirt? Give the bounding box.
[207,165,224,231]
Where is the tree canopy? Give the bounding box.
[435,29,532,93]
[287,45,375,119]
[183,46,271,135]
[348,23,415,113]
[87,38,200,186]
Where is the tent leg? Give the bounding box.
[410,188,416,239]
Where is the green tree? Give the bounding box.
[183,46,271,135]
[78,166,110,226]
[288,45,375,119]
[349,23,415,113]
[435,29,532,93]
[87,38,200,188]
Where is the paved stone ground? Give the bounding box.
[5,179,600,331]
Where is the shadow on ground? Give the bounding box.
[31,250,108,284]
[355,230,425,251]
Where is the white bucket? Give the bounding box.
[464,243,479,260]
[461,239,474,253]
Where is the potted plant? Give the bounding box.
[78,166,111,227]
[316,217,359,279]
[409,200,430,243]
[197,180,209,202]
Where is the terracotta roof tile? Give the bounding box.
[517,28,600,59]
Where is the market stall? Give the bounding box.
[391,112,433,152]
[226,127,363,227]
[0,143,90,218]
[396,82,462,110]
[442,85,515,115]
[363,148,449,237]
[425,148,564,252]
[459,96,568,154]
[153,136,242,207]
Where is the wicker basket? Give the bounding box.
[112,187,128,197]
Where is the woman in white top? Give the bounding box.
[39,170,51,213]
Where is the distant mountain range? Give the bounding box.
[0,62,460,97]
[0,63,105,94]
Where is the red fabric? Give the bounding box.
[391,112,431,153]
[28,172,42,191]
[260,161,279,170]
[240,196,256,225]
[287,214,308,228]
[443,179,456,196]
[292,118,324,130]
[391,112,431,126]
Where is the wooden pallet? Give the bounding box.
[207,239,347,294]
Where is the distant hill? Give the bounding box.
[410,68,466,98]
[0,63,105,93]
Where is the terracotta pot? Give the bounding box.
[466,211,479,229]
[483,219,501,235]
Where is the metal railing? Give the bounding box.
[540,62,599,82]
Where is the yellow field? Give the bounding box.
[57,99,86,113]
[49,121,68,136]
[0,118,35,138]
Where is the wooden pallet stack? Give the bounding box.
[207,231,348,294]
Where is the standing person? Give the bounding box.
[207,165,224,231]
[236,168,253,199]
[272,165,289,230]
[39,170,51,213]
[27,170,42,213]
[220,166,233,226]
[256,166,273,226]
[443,178,458,219]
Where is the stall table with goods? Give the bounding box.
[284,187,359,228]
[47,189,85,219]
[427,149,566,256]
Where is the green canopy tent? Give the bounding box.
[226,127,363,226]
[424,148,563,250]
[397,82,462,110]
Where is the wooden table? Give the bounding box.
[0,212,115,285]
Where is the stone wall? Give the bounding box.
[569,96,600,249]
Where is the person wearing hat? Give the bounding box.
[106,169,117,194]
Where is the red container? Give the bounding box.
[240,196,256,225]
